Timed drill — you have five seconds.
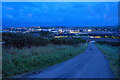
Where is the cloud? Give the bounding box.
[3,6,14,10]
[28,14,32,17]
[2,2,118,27]
[6,14,13,18]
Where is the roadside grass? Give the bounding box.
[95,43,119,78]
[0,49,2,79]
[2,43,88,78]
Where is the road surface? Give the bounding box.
[25,43,114,78]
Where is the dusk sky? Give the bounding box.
[2,2,118,27]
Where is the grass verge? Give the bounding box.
[2,43,88,78]
[95,43,120,78]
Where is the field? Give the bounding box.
[2,43,88,78]
[95,43,120,78]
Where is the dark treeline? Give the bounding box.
[97,41,120,46]
[2,33,49,48]
[2,33,86,48]
[51,38,86,45]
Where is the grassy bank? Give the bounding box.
[95,43,119,78]
[2,43,88,78]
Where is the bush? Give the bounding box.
[97,41,120,46]
[51,38,86,45]
[2,33,49,48]
[2,33,86,48]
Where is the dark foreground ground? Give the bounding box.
[24,43,114,78]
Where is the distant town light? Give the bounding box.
[48,29,51,31]
[59,29,63,33]
[95,36,101,38]
[105,36,108,38]
[88,29,92,32]
[55,36,68,38]
[90,36,94,38]
[39,29,41,31]
[70,31,79,33]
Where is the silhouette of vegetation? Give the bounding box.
[2,33,49,48]
[51,38,86,45]
[39,31,52,37]
[2,33,86,48]
[97,41,120,46]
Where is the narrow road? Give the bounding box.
[25,43,114,78]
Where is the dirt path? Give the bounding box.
[25,43,114,78]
